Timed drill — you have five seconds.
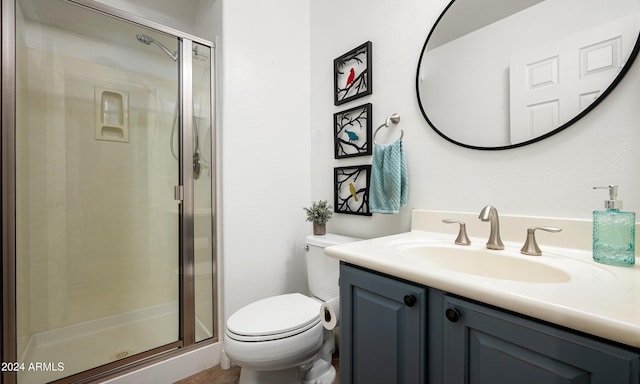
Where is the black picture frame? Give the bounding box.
[334,103,372,159]
[334,41,372,106]
[334,165,372,216]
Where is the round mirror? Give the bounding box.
[416,0,640,150]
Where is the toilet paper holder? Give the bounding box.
[324,308,332,322]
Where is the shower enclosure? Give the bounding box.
[2,0,216,383]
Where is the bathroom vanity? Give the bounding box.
[326,211,640,384]
[339,263,639,384]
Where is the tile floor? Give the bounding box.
[174,354,340,384]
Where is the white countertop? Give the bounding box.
[325,230,640,349]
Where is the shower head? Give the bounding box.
[136,33,178,62]
[136,34,153,45]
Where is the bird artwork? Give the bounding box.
[344,130,359,143]
[345,68,355,88]
[349,182,359,202]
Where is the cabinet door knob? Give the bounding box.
[445,308,461,322]
[404,294,417,307]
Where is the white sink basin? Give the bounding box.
[399,245,571,283]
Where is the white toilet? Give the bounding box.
[224,233,359,384]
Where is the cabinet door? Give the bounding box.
[443,295,640,384]
[340,263,426,384]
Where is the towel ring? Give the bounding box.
[373,113,403,144]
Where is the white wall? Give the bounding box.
[219,0,312,318]
[310,0,640,240]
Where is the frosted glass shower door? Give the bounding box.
[15,1,181,382]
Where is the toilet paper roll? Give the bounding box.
[320,297,340,330]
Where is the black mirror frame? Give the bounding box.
[416,0,640,150]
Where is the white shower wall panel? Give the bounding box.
[16,40,180,335]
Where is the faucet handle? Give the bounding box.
[520,226,562,256]
[442,219,471,246]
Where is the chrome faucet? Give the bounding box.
[478,205,504,250]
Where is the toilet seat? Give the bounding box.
[226,293,321,342]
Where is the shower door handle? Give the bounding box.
[174,185,184,201]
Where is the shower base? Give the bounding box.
[17,302,210,384]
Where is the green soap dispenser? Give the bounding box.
[592,185,636,266]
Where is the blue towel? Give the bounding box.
[369,139,408,214]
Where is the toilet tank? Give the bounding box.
[306,233,360,301]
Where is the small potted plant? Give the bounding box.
[303,200,333,235]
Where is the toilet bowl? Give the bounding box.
[225,293,324,370]
[223,234,359,384]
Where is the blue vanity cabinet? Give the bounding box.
[339,263,427,384]
[339,262,640,384]
[442,295,640,384]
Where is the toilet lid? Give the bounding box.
[226,293,321,338]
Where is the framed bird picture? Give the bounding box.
[334,103,372,159]
[334,41,372,106]
[334,165,372,216]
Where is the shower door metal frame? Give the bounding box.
[2,0,19,382]
[1,0,218,382]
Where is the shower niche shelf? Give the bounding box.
[95,87,129,143]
